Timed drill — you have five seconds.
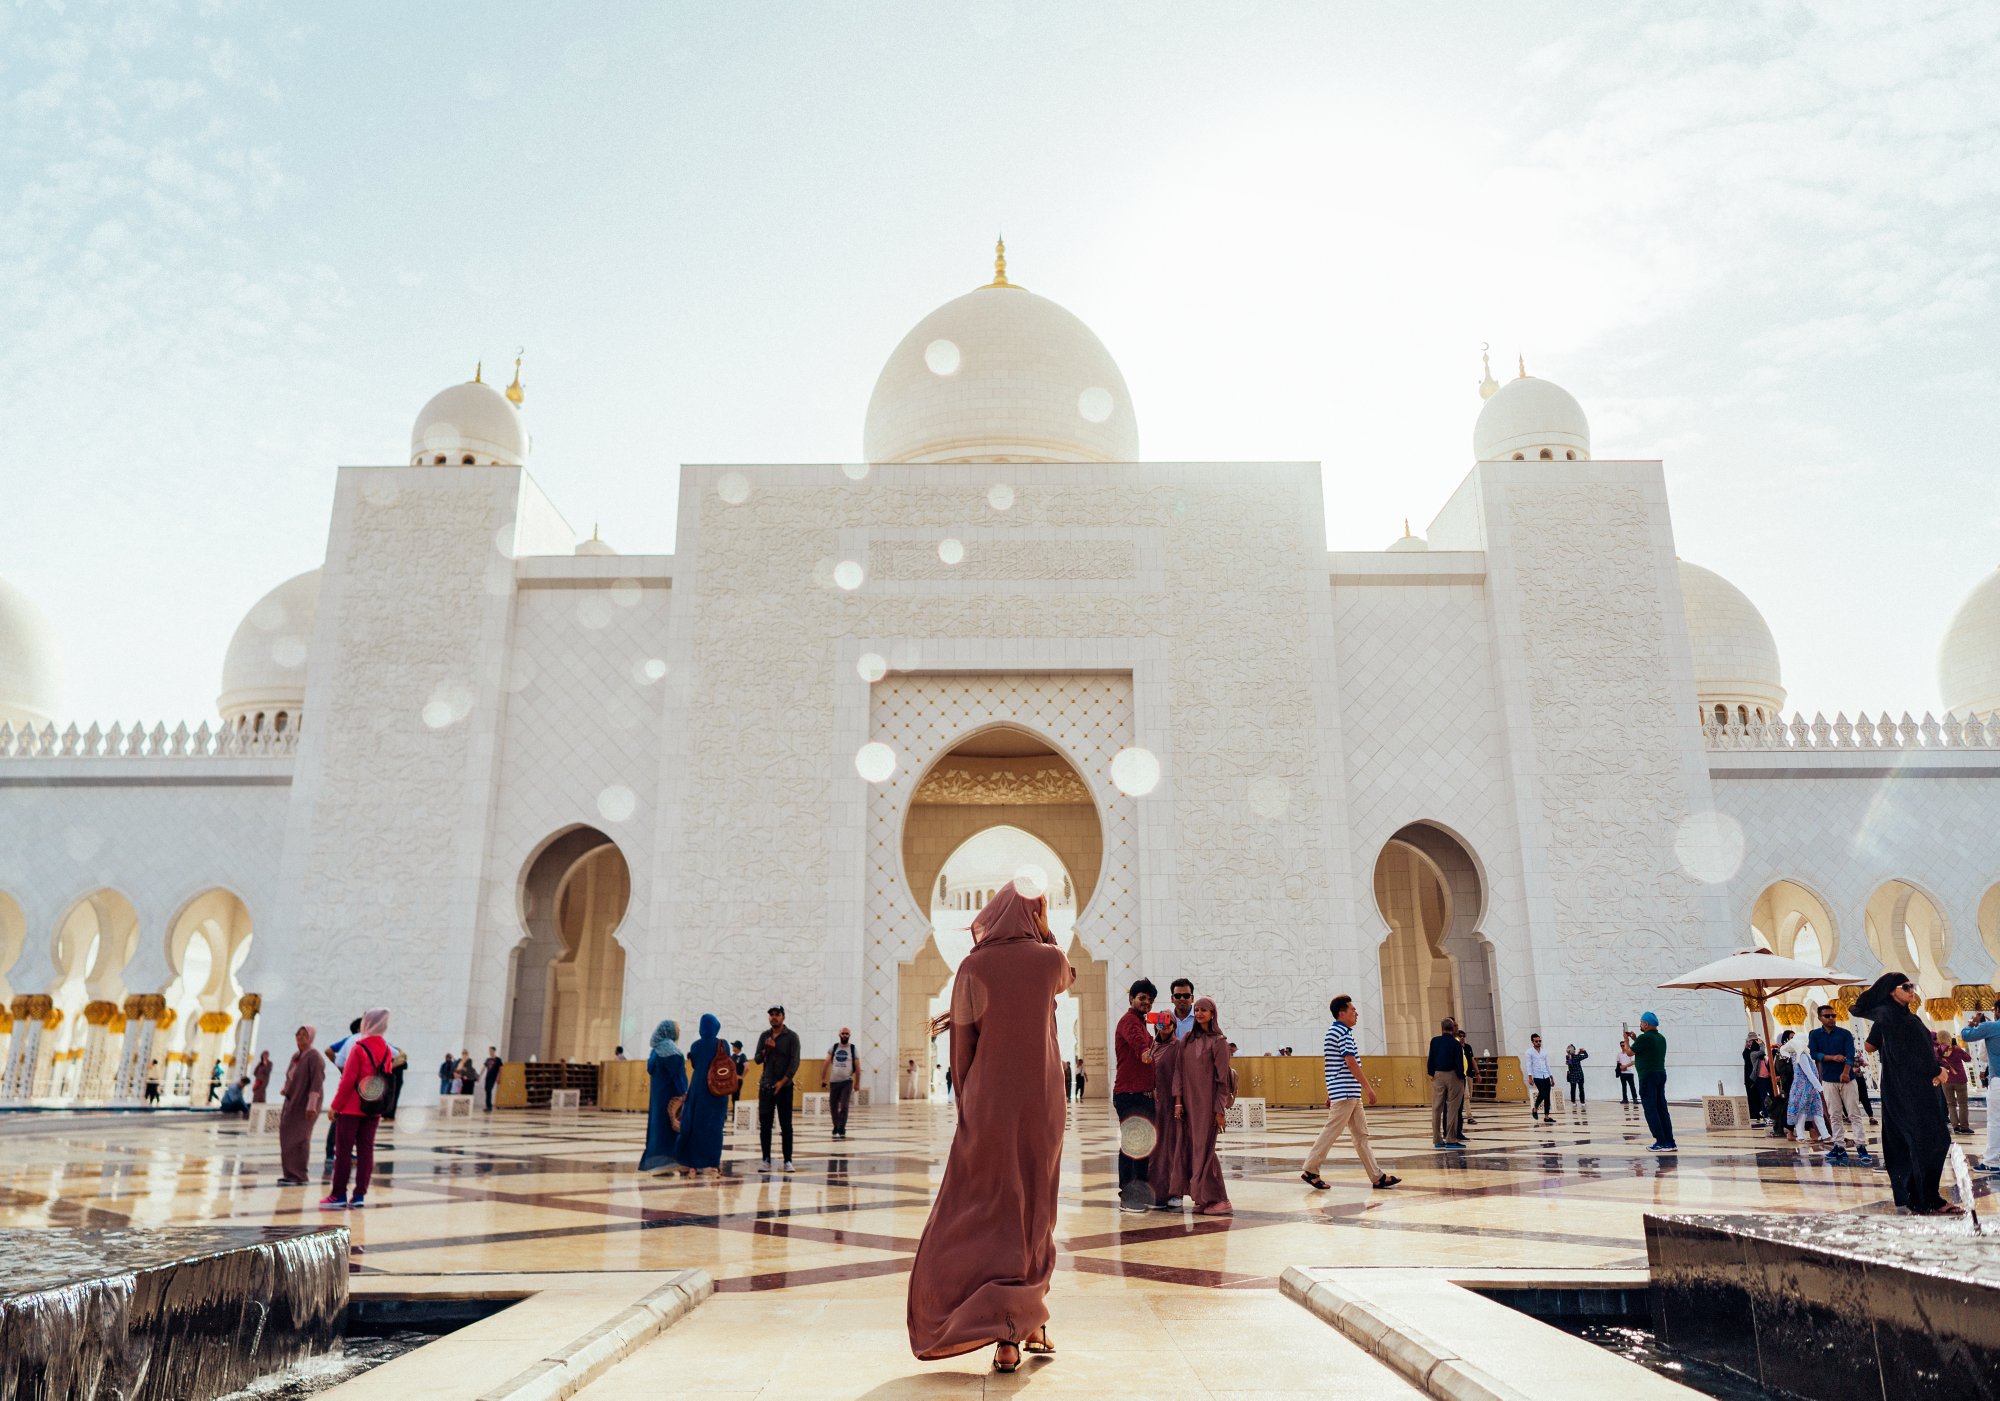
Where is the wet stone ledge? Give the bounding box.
[0,1225,348,1401]
[1644,1211,2000,1401]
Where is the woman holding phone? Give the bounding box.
[907,881,1073,1373]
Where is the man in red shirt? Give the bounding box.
[1113,978,1159,1212]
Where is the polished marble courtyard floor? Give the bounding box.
[3,1095,1986,1397]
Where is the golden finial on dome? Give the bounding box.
[988,235,1013,289]
[1517,352,1528,378]
[506,350,525,406]
[1403,518,1412,538]
[1478,343,1498,401]
[474,361,483,383]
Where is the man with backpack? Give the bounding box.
[823,1028,861,1139]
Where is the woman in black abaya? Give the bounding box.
[1852,971,1955,1215]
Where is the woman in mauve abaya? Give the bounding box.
[908,883,1074,1373]
[1853,971,1954,1214]
[276,1025,324,1185]
[1175,997,1236,1216]
[1147,1015,1187,1208]
[251,1051,273,1104]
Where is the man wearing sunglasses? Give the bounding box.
[1807,1005,1871,1165]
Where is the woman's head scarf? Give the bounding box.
[1852,971,1907,1021]
[970,883,1056,948]
[697,1013,721,1043]
[358,1008,390,1039]
[650,1019,682,1059]
[1188,995,1224,1038]
[297,1024,317,1048]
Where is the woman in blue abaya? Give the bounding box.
[639,1019,687,1172]
[673,1013,729,1176]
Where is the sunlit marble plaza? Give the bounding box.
[6,248,2000,1396]
[9,1093,1982,1398]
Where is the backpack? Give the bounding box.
[354,1041,391,1118]
[707,1046,741,1098]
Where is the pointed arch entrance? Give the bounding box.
[901,823,1092,1099]
[508,826,631,1063]
[1372,822,1499,1057]
[863,674,1138,1105]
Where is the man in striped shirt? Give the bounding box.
[1300,994,1399,1191]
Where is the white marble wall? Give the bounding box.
[258,465,575,1093]
[1468,461,1743,1087]
[1711,750,2000,988]
[13,451,2000,1111]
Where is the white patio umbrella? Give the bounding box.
[1659,947,1868,1071]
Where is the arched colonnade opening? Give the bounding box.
[45,889,141,1099]
[1747,877,2000,1037]
[159,889,254,1104]
[1862,879,1955,1000]
[508,825,632,1064]
[1372,822,1500,1058]
[898,726,1107,1101]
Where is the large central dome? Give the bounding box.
[862,245,1139,464]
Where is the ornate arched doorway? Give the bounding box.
[862,675,1139,1104]
[900,823,1093,1100]
[508,827,631,1062]
[1372,823,1499,1057]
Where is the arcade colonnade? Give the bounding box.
[1746,875,2000,1029]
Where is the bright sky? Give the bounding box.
[4,1,1997,724]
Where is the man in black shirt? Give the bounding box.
[1426,1017,1467,1149]
[754,1005,802,1170]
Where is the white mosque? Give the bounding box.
[5,243,2000,1108]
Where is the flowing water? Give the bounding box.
[0,1226,346,1401]
[1947,1142,1983,1232]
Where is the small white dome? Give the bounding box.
[1939,567,2000,719]
[218,569,319,728]
[576,534,616,557]
[0,575,64,729]
[410,375,529,466]
[1474,371,1590,462]
[863,252,1138,464]
[1679,560,1784,721]
[1387,523,1428,553]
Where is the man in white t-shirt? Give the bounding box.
[823,1029,860,1139]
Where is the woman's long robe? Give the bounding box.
[1176,1031,1235,1210]
[277,1046,325,1181]
[1147,1037,1188,1204]
[907,895,1073,1359]
[640,1048,689,1171]
[1858,991,1949,1211]
[673,1015,729,1170]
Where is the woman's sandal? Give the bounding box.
[994,1342,1022,1373]
[1023,1328,1055,1354]
[1300,1171,1330,1190]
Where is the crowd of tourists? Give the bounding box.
[631,1006,872,1178]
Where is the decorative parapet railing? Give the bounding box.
[0,721,299,760]
[1704,711,2000,752]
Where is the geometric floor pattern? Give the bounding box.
[2,1095,1986,1397]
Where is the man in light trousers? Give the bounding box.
[1299,994,1400,1192]
[1964,1014,2000,1175]
[1807,1005,1872,1165]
